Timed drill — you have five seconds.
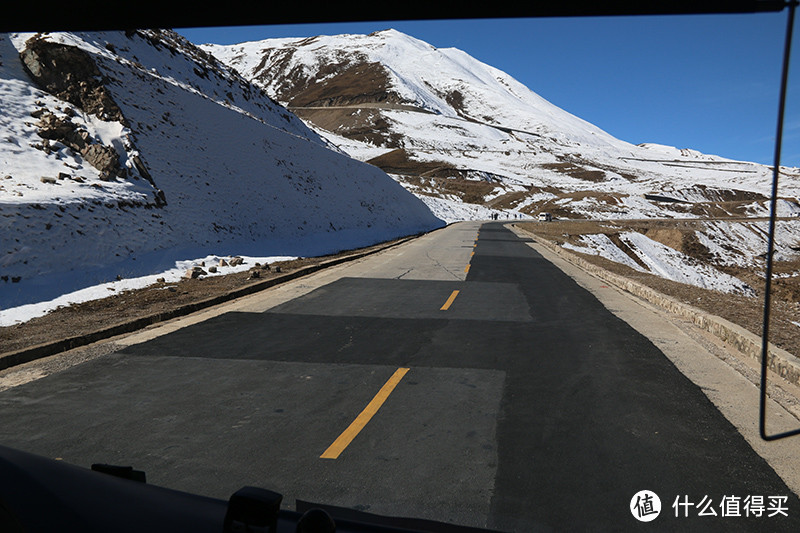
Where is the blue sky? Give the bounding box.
[177,12,800,167]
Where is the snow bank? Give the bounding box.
[620,231,754,295]
[563,233,646,272]
[696,220,800,266]
[564,231,755,296]
[0,253,293,327]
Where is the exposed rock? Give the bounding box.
[35,112,77,142]
[19,37,125,124]
[184,266,207,279]
[36,113,90,153]
[34,110,124,180]
[131,154,154,184]
[82,144,121,178]
[229,256,244,266]
[21,36,163,202]
[152,189,166,206]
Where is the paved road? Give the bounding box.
[1,221,799,531]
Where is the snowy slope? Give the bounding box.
[562,218,800,296]
[565,230,757,295]
[204,29,800,222]
[0,30,444,314]
[206,30,619,145]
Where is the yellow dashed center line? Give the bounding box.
[320,367,410,459]
[469,230,479,269]
[440,289,460,310]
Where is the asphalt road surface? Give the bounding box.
[1,221,799,531]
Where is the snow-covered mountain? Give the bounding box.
[0,30,444,311]
[204,29,800,222]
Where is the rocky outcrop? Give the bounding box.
[20,36,125,124]
[184,266,207,279]
[34,109,122,181]
[21,35,164,204]
[22,35,126,182]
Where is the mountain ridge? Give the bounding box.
[203,28,800,223]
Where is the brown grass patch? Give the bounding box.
[366,148,444,175]
[283,61,398,108]
[294,108,404,148]
[540,161,606,182]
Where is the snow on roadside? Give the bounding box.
[0,254,294,327]
[620,231,755,296]
[562,231,755,296]
[696,220,800,266]
[562,233,646,272]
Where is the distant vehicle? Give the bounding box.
[538,212,553,222]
